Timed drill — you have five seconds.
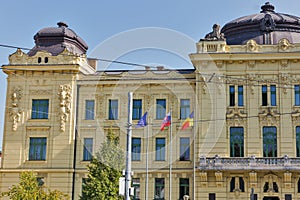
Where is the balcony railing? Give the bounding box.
[199,155,300,171]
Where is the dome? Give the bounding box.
[28,22,88,56]
[221,2,300,45]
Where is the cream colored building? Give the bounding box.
[2,2,300,200]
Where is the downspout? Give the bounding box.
[71,84,80,200]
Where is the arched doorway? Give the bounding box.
[263,197,279,200]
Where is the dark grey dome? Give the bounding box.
[28,22,88,56]
[221,2,300,45]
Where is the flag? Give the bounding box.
[181,111,194,130]
[136,112,148,128]
[160,112,171,131]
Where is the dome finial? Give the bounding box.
[57,21,68,28]
[261,2,275,13]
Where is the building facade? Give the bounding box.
[2,2,300,200]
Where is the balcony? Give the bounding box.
[198,155,300,171]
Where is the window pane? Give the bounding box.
[85,100,95,120]
[270,85,276,106]
[180,138,190,161]
[238,86,243,106]
[229,86,235,106]
[29,137,47,160]
[133,100,142,120]
[132,178,140,200]
[32,99,49,119]
[109,100,118,120]
[263,126,277,157]
[296,127,300,157]
[230,127,244,157]
[295,85,300,106]
[156,99,166,119]
[156,138,165,161]
[179,178,189,200]
[155,178,165,199]
[180,99,190,119]
[83,138,93,161]
[262,85,267,106]
[132,138,141,161]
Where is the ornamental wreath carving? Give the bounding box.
[58,84,72,132]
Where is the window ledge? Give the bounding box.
[25,160,47,164]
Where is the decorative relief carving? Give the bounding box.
[58,84,72,132]
[279,39,291,51]
[248,60,256,68]
[226,107,247,126]
[248,74,257,95]
[249,171,257,187]
[9,87,22,131]
[199,172,208,187]
[30,90,52,95]
[283,172,292,189]
[258,107,280,126]
[280,73,289,94]
[215,171,223,188]
[247,40,259,52]
[280,59,288,68]
[292,108,300,125]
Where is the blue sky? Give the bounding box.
[0,0,300,149]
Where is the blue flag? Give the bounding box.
[136,112,148,128]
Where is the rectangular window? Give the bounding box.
[270,85,276,106]
[180,99,190,119]
[180,138,190,161]
[230,127,244,157]
[229,86,235,106]
[296,126,300,157]
[29,137,47,160]
[285,194,292,200]
[132,178,140,200]
[132,138,141,161]
[85,100,95,120]
[295,85,300,106]
[156,99,166,119]
[156,138,165,161]
[83,138,93,161]
[238,86,244,106]
[154,178,165,200]
[32,99,49,119]
[262,85,268,106]
[263,126,277,157]
[133,99,142,120]
[209,193,216,200]
[179,178,189,200]
[109,99,118,120]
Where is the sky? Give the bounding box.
[0,0,300,150]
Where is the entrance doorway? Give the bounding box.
[263,197,279,200]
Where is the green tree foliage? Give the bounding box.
[0,171,68,200]
[80,129,125,200]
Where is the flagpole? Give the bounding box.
[169,109,172,200]
[145,122,149,200]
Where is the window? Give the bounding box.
[285,194,292,200]
[295,85,300,106]
[262,85,268,106]
[296,127,300,157]
[229,86,235,106]
[32,99,49,119]
[238,86,244,106]
[230,127,244,157]
[230,177,235,192]
[263,126,277,157]
[83,138,93,161]
[270,85,276,106]
[230,177,244,192]
[239,177,245,192]
[154,178,165,200]
[109,99,118,120]
[29,137,47,160]
[132,178,140,200]
[132,138,141,161]
[156,99,166,119]
[179,178,189,200]
[298,178,300,193]
[209,193,216,200]
[180,99,190,119]
[180,138,190,161]
[156,138,165,161]
[85,100,95,120]
[133,99,142,120]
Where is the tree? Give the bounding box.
[0,171,68,200]
[80,129,125,200]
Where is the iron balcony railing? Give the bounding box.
[199,155,300,171]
